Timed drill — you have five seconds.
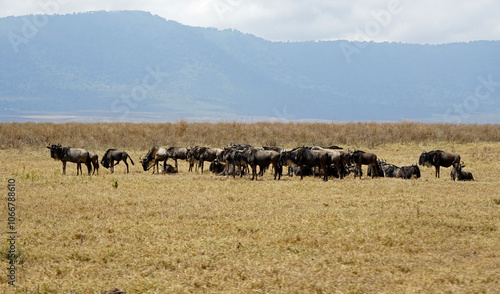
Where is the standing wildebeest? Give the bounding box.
[350,150,380,179]
[419,150,460,178]
[47,144,92,175]
[294,148,329,181]
[194,147,223,173]
[240,148,281,180]
[396,164,421,179]
[451,162,474,181]
[89,151,99,175]
[165,147,189,170]
[140,146,167,173]
[101,149,135,174]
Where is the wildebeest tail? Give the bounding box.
[128,154,135,165]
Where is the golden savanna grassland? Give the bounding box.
[0,122,499,293]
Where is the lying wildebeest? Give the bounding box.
[166,147,189,170]
[101,149,135,174]
[381,162,400,178]
[160,163,178,174]
[419,150,460,178]
[396,164,421,179]
[209,159,226,175]
[140,146,167,173]
[89,151,99,175]
[350,150,380,179]
[47,144,92,175]
[451,162,474,181]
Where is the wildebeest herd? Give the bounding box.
[46,144,475,181]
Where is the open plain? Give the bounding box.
[0,122,499,293]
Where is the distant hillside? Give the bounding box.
[1,11,499,123]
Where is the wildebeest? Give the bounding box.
[192,147,223,173]
[47,144,92,175]
[396,164,421,179]
[350,150,380,179]
[380,161,400,178]
[209,159,226,175]
[240,148,281,180]
[312,146,346,179]
[88,151,99,175]
[160,163,178,174]
[419,150,460,178]
[451,162,474,181]
[101,149,135,174]
[140,146,167,173]
[165,147,189,170]
[294,148,329,181]
[367,159,385,177]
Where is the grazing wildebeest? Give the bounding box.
[451,162,474,181]
[396,164,421,179]
[47,144,92,175]
[140,146,167,173]
[89,151,99,175]
[419,150,460,178]
[350,150,380,179]
[101,149,135,174]
[165,147,189,170]
[240,148,281,180]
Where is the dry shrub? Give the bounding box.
[0,122,499,150]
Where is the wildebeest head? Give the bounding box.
[418,151,434,167]
[47,144,67,160]
[100,149,115,169]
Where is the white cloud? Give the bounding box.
[0,0,499,44]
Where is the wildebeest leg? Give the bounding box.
[435,166,440,178]
[251,164,257,180]
[62,161,67,175]
[110,160,115,174]
[76,162,81,175]
[174,159,178,170]
[124,159,129,173]
[321,163,328,181]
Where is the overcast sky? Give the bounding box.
[1,0,499,44]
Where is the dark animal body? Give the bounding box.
[451,163,474,181]
[240,148,281,180]
[419,150,460,178]
[101,149,135,174]
[140,146,167,173]
[350,150,380,179]
[396,164,421,179]
[47,144,92,175]
[88,152,99,175]
[166,147,189,169]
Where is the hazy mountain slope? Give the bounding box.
[1,11,499,122]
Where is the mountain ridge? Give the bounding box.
[1,11,499,123]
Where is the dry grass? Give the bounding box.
[0,123,499,293]
[1,122,500,150]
